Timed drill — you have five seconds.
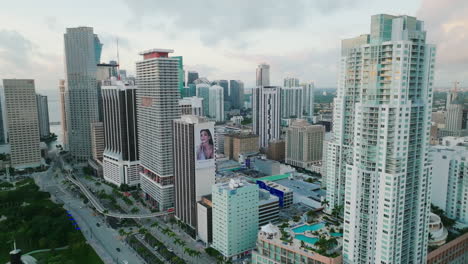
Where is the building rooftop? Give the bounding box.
[258,180,292,193]
[252,173,292,182]
[225,133,259,139]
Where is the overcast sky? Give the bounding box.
[0,0,466,93]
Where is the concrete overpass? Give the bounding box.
[66,174,170,219]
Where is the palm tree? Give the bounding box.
[150,221,159,229]
[161,227,170,235]
[321,199,329,207]
[174,238,182,246]
[168,231,176,238]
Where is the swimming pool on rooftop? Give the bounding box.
[295,235,319,245]
[292,223,325,233]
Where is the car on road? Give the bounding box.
[116,247,121,252]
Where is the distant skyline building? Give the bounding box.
[179,97,203,116]
[209,85,224,122]
[256,63,270,87]
[64,27,102,160]
[196,83,210,116]
[136,48,181,211]
[3,79,41,169]
[214,80,229,103]
[0,85,6,144]
[102,79,139,187]
[280,86,303,120]
[36,94,50,138]
[301,82,315,120]
[229,80,244,109]
[285,120,324,169]
[58,80,68,148]
[326,14,436,263]
[283,77,299,88]
[212,178,259,260]
[173,115,215,235]
[187,71,199,85]
[252,86,281,148]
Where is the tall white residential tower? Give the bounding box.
[136,49,181,211]
[326,14,436,264]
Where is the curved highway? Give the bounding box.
[66,174,170,219]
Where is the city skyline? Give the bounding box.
[0,0,466,93]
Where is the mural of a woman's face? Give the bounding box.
[200,130,211,144]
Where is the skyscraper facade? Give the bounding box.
[187,71,199,85]
[0,85,6,144]
[252,86,281,148]
[64,27,102,160]
[280,86,303,119]
[209,85,224,122]
[301,82,315,120]
[196,83,210,117]
[179,97,203,116]
[256,63,270,86]
[136,49,181,211]
[326,14,436,263]
[283,77,299,88]
[173,115,215,234]
[3,79,41,169]
[90,122,104,162]
[58,80,68,148]
[102,80,139,187]
[36,94,50,138]
[214,80,229,102]
[229,80,245,109]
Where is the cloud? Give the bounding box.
[417,0,468,85]
[0,29,62,92]
[121,0,361,46]
[0,30,35,70]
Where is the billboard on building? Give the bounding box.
[194,122,215,169]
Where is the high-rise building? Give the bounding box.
[0,85,6,144]
[64,27,102,160]
[444,87,467,136]
[252,86,281,148]
[280,86,303,119]
[136,49,181,211]
[212,178,259,260]
[229,80,244,109]
[90,122,104,162]
[430,137,468,225]
[326,14,436,264]
[209,85,224,122]
[256,63,270,86]
[187,71,199,85]
[3,79,41,169]
[214,80,229,102]
[285,120,324,169]
[173,115,216,234]
[179,97,203,116]
[102,79,139,187]
[283,77,299,88]
[35,94,50,138]
[196,83,210,116]
[58,80,68,148]
[301,82,315,120]
[173,56,184,96]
